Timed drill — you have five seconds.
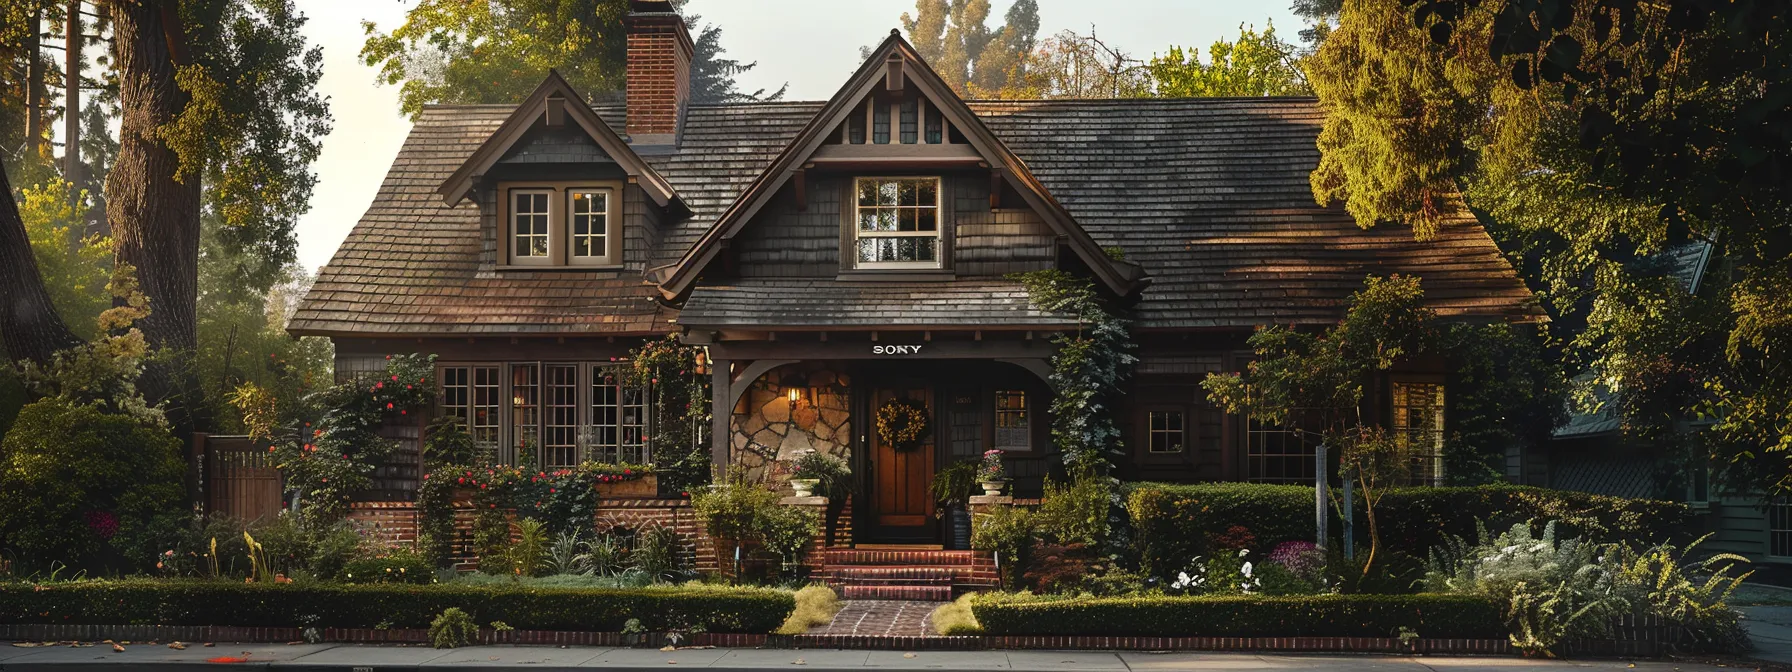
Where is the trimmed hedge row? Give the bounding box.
[0,580,794,633]
[1125,483,1688,572]
[971,593,1506,639]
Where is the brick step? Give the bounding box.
[839,584,953,601]
[823,566,958,581]
[824,549,992,567]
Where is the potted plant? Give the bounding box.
[978,449,1007,495]
[788,450,848,500]
[929,461,979,550]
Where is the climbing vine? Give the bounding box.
[271,354,436,522]
[627,335,712,495]
[1009,270,1136,476]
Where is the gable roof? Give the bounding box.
[436,70,683,212]
[647,31,1144,300]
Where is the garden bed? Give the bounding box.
[970,593,1507,639]
[0,580,793,634]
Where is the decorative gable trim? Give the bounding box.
[437,70,684,213]
[647,31,1146,300]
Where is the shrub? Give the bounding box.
[1035,476,1110,547]
[691,474,781,545]
[929,593,983,635]
[430,607,477,648]
[0,399,186,573]
[1371,485,1689,552]
[0,580,795,633]
[928,461,979,508]
[341,548,435,584]
[628,522,687,582]
[774,584,841,635]
[761,506,820,569]
[971,506,1035,589]
[506,519,549,577]
[970,592,1505,638]
[1125,483,1313,576]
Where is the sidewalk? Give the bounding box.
[0,643,1758,672]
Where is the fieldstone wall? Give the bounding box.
[730,363,852,486]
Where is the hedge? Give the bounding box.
[971,593,1505,639]
[1125,483,1688,573]
[0,580,794,633]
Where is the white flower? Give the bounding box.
[1241,561,1254,578]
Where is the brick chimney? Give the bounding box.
[624,0,693,145]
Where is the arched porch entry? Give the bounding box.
[697,334,1057,545]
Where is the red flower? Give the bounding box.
[457,477,464,484]
[391,375,398,381]
[386,403,394,409]
[375,382,383,389]
[549,488,556,493]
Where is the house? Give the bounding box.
[1543,242,1791,571]
[290,1,1541,550]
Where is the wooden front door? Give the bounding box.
[868,386,936,540]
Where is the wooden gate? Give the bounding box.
[201,434,284,522]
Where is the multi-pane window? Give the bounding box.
[899,99,918,144]
[1391,382,1446,486]
[511,191,551,260]
[543,364,580,470]
[924,102,943,144]
[568,190,610,261]
[1149,410,1186,453]
[855,177,941,268]
[993,390,1029,451]
[590,364,650,464]
[1248,419,1316,483]
[439,365,501,461]
[1770,498,1792,560]
[873,102,891,144]
[509,364,539,465]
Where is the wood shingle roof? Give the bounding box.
[290,96,1540,337]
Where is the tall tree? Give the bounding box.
[980,29,1154,99]
[0,160,83,367]
[1149,23,1311,97]
[363,0,779,117]
[1307,0,1792,498]
[899,0,1040,96]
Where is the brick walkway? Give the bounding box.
[810,600,942,637]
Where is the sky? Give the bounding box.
[291,0,1304,272]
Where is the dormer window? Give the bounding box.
[501,182,622,268]
[854,177,941,269]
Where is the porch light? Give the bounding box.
[781,372,813,411]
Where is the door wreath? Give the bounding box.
[875,398,930,451]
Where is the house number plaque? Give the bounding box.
[871,345,924,355]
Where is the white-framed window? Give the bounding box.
[1770,498,1792,560]
[854,177,942,268]
[1391,381,1446,486]
[993,390,1030,451]
[1148,409,1187,454]
[501,183,622,267]
[567,188,617,266]
[509,190,553,264]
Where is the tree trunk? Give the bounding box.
[0,156,83,365]
[63,0,82,186]
[107,0,208,433]
[24,9,43,157]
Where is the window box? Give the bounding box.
[594,472,659,499]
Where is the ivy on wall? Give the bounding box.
[271,354,436,522]
[627,336,712,493]
[1010,270,1137,476]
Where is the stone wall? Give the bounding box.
[730,363,852,487]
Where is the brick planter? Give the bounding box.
[595,474,658,499]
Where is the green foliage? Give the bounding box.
[627,336,710,496]
[167,0,331,291]
[15,180,110,338]
[900,0,1040,96]
[1034,476,1110,548]
[18,265,163,425]
[1125,483,1315,577]
[690,472,783,545]
[342,548,436,585]
[928,461,980,507]
[929,593,984,635]
[1011,269,1135,475]
[970,505,1035,590]
[270,353,435,521]
[0,398,185,573]
[759,506,819,568]
[788,450,851,501]
[775,584,841,635]
[1149,23,1311,97]
[0,580,796,633]
[1310,0,1792,499]
[970,592,1506,638]
[628,522,688,582]
[1439,323,1566,485]
[1369,485,1689,554]
[506,519,549,577]
[429,607,477,648]
[1422,522,1751,654]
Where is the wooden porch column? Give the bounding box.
[709,358,733,482]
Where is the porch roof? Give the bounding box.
[679,278,1079,329]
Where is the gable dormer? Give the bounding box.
[651,31,1145,298]
[438,72,684,272]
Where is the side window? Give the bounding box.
[510,190,552,263]
[1391,381,1446,486]
[1148,409,1186,454]
[567,188,618,266]
[993,390,1030,451]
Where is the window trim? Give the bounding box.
[1389,378,1447,487]
[437,359,653,471]
[1144,406,1189,455]
[850,176,945,270]
[1768,497,1792,561]
[992,388,1032,453]
[498,181,625,269]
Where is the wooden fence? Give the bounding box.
[193,433,284,522]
